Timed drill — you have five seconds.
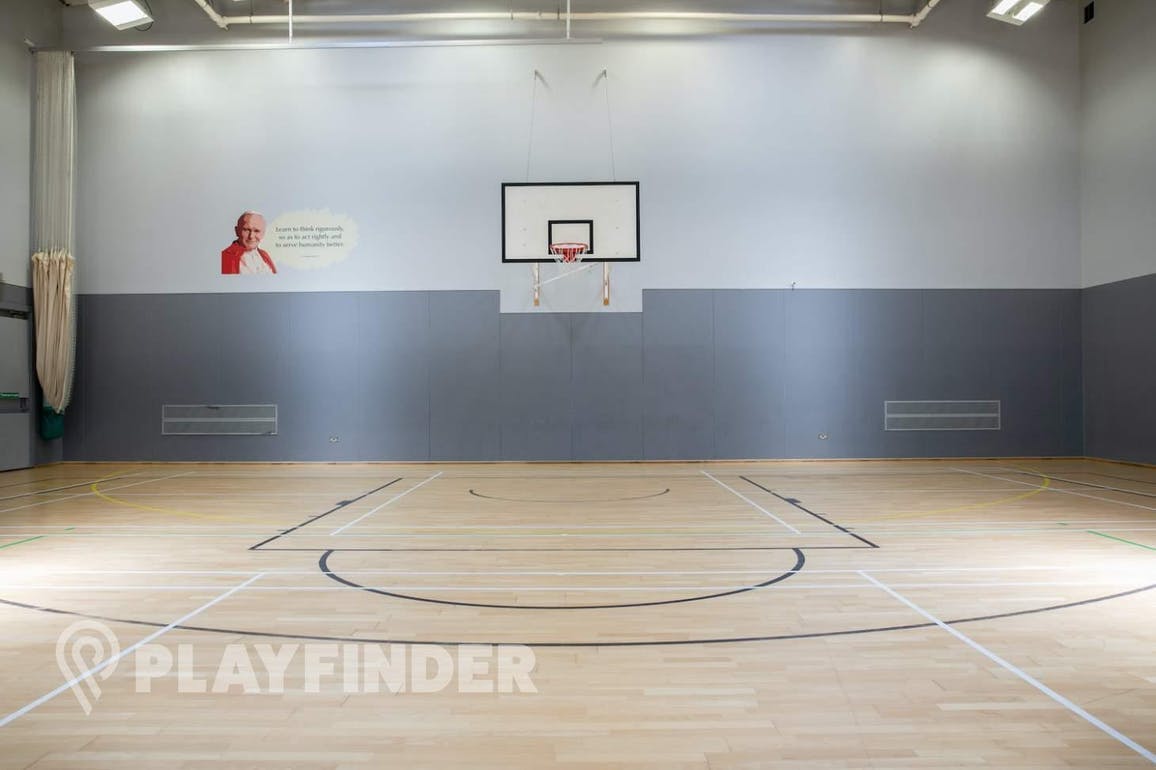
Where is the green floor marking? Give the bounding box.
[1088,530,1156,551]
[0,535,46,551]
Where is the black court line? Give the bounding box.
[0,476,131,502]
[468,488,671,503]
[1,583,1151,648]
[251,477,869,553]
[1083,470,1156,488]
[1008,470,1156,500]
[248,478,402,551]
[318,548,805,610]
[741,476,879,548]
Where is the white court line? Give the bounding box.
[988,466,1156,498]
[860,571,1156,765]
[0,472,197,514]
[2,580,1150,592]
[0,517,1146,531]
[1,519,1149,531]
[954,467,1156,513]
[701,472,801,534]
[330,473,443,535]
[0,573,264,729]
[4,526,1156,540]
[1,564,1136,576]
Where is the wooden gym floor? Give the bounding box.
[0,459,1153,768]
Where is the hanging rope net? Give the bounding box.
[32,251,76,413]
[31,51,78,421]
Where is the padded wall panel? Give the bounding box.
[73,295,179,461]
[210,293,293,461]
[985,290,1084,456]
[429,291,501,460]
[355,292,431,460]
[783,290,856,459]
[64,287,1087,462]
[1084,273,1156,464]
[919,291,1007,458]
[0,414,32,471]
[843,290,928,458]
[279,293,362,461]
[642,290,714,459]
[499,313,572,460]
[713,291,788,459]
[571,313,644,460]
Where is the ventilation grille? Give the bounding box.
[884,401,1000,431]
[162,404,277,436]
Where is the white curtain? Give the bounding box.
[31,51,77,414]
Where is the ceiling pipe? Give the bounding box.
[911,0,946,28]
[190,0,227,29]
[206,10,926,29]
[75,38,603,53]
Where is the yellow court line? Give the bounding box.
[876,476,1051,520]
[90,479,241,522]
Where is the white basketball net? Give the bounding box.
[549,242,589,264]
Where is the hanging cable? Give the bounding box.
[600,69,617,181]
[525,69,541,181]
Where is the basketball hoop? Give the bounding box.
[533,242,608,307]
[549,242,589,264]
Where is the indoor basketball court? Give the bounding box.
[1,460,1153,766]
[1,0,1154,767]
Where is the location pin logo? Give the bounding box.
[55,620,121,715]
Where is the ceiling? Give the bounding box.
[59,0,940,49]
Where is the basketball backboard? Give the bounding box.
[502,182,640,263]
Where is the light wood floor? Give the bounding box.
[0,459,1153,768]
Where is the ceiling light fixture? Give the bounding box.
[90,0,153,30]
[987,0,1049,25]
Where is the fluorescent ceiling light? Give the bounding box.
[1014,2,1045,21]
[90,0,152,30]
[987,0,1049,25]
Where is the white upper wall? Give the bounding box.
[1080,0,1156,288]
[0,0,59,288]
[69,0,1083,294]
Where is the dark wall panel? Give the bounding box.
[985,290,1083,457]
[429,291,500,461]
[276,293,362,461]
[783,290,856,459]
[571,313,644,460]
[642,290,715,460]
[355,292,430,461]
[1083,273,1156,465]
[499,313,572,460]
[211,293,293,462]
[713,290,787,459]
[64,287,1090,463]
[920,290,1007,458]
[73,295,177,461]
[844,290,927,459]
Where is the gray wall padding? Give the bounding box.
[63,288,1086,462]
[1083,273,1156,465]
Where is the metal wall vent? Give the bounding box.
[162,404,277,436]
[884,400,1000,431]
